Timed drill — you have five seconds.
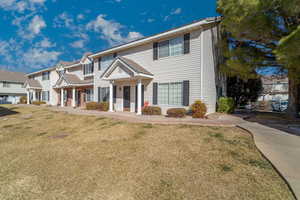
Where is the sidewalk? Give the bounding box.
[238,122,300,199]
[49,106,240,127]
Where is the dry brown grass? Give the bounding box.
[0,105,295,200]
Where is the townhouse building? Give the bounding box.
[25,17,226,115]
[0,70,26,104]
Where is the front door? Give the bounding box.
[123,86,131,111]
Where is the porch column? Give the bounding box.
[137,79,142,115]
[109,81,114,112]
[27,90,30,104]
[32,90,36,101]
[72,87,76,108]
[61,88,64,107]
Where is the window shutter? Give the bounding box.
[98,57,102,71]
[153,42,158,60]
[153,82,158,105]
[113,52,117,58]
[184,33,190,54]
[113,85,117,103]
[91,62,94,73]
[83,64,86,75]
[98,87,101,102]
[182,80,190,106]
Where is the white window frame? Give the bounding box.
[158,36,184,59]
[42,71,50,81]
[158,82,183,106]
[3,82,10,88]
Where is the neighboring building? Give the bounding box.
[0,70,26,104]
[258,75,289,102]
[26,17,226,114]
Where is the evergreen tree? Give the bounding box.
[217,0,300,117]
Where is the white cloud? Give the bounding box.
[70,40,85,48]
[28,15,46,35]
[86,14,143,46]
[0,0,45,12]
[23,48,61,68]
[37,38,56,48]
[0,40,13,62]
[53,12,73,28]
[164,8,182,21]
[77,14,85,21]
[115,0,122,2]
[147,18,155,23]
[171,8,182,15]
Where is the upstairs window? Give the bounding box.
[158,36,184,59]
[83,63,94,75]
[100,54,114,71]
[42,71,50,80]
[3,82,10,88]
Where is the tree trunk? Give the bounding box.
[287,78,300,118]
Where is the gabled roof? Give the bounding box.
[24,79,42,89]
[119,57,153,76]
[54,73,93,88]
[90,16,221,59]
[101,57,153,79]
[0,70,26,83]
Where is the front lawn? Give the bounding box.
[0,105,295,200]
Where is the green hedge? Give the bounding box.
[167,108,187,118]
[217,97,235,114]
[142,106,161,115]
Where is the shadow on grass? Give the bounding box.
[236,110,300,137]
[0,106,19,117]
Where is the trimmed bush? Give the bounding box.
[99,102,109,111]
[190,100,207,118]
[217,97,235,114]
[167,108,187,118]
[32,101,46,106]
[86,102,101,110]
[19,96,27,104]
[142,106,161,115]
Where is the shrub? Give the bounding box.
[99,102,109,111]
[217,97,235,113]
[142,106,161,115]
[86,102,101,110]
[190,100,207,118]
[19,96,27,104]
[32,101,46,106]
[166,108,187,118]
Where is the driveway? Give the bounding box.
[238,121,300,199]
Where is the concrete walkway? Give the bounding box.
[49,106,239,127]
[238,121,300,199]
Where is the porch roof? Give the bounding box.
[101,57,153,80]
[54,73,93,88]
[24,79,42,89]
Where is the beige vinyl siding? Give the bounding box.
[0,81,26,95]
[93,29,203,113]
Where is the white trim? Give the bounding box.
[200,28,204,100]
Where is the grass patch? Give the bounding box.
[0,105,295,200]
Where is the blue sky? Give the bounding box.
[0,0,218,73]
